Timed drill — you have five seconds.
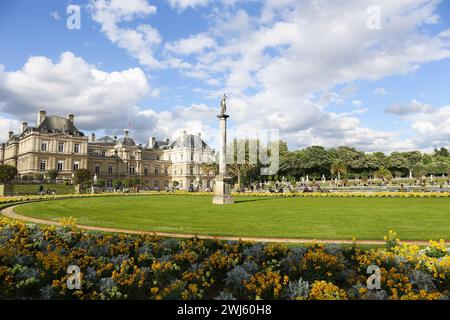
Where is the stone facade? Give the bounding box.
[0,110,216,190]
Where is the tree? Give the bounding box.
[434,147,450,157]
[73,169,91,187]
[47,169,59,181]
[330,160,348,180]
[374,166,393,181]
[0,164,17,184]
[411,163,427,179]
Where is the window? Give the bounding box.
[129,165,135,175]
[180,153,183,161]
[164,181,169,187]
[58,142,64,153]
[156,155,160,160]
[57,161,64,172]
[180,168,183,175]
[73,161,79,171]
[154,180,159,187]
[155,166,159,175]
[40,160,47,171]
[74,144,80,154]
[107,180,112,188]
[191,153,194,161]
[40,142,48,152]
[174,168,177,175]
[101,151,106,157]
[144,167,149,176]
[108,164,113,174]
[190,166,194,175]
[95,164,100,174]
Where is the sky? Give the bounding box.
[0,0,450,153]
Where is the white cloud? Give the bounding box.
[166,33,216,55]
[167,0,211,12]
[50,11,60,20]
[0,116,21,142]
[89,0,162,68]
[385,99,433,115]
[0,52,150,134]
[167,0,450,151]
[374,87,388,95]
[407,105,450,149]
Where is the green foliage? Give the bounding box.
[47,170,59,180]
[73,169,91,186]
[0,164,17,184]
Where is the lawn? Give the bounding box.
[13,195,450,241]
[13,184,75,195]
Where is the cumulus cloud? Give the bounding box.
[374,88,388,95]
[167,0,211,12]
[182,0,450,151]
[385,99,433,115]
[89,0,162,68]
[0,51,149,133]
[407,105,450,149]
[165,33,216,55]
[0,52,220,146]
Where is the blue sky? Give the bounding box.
[1,0,450,152]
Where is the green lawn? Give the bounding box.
[13,195,450,241]
[13,184,75,195]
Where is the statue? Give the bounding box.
[220,93,227,115]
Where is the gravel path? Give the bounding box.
[1,204,442,246]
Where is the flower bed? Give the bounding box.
[0,219,448,300]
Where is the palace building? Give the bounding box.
[0,110,216,190]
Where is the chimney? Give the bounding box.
[91,133,96,142]
[8,131,13,139]
[22,122,28,133]
[124,129,129,136]
[67,113,75,123]
[151,137,156,146]
[37,109,46,126]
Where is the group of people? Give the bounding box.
[38,185,56,195]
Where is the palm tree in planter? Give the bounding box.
[330,160,348,181]
[47,170,59,183]
[73,169,91,193]
[374,166,393,182]
[0,164,17,196]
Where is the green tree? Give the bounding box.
[73,169,91,187]
[374,166,393,181]
[330,160,348,180]
[47,169,59,181]
[0,164,17,184]
[434,147,450,157]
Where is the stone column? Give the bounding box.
[212,114,234,204]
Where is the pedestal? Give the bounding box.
[212,173,234,204]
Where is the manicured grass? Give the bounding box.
[13,195,450,240]
[13,184,74,195]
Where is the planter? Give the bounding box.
[0,184,13,196]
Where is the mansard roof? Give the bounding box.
[91,136,117,145]
[36,116,84,136]
[168,133,210,150]
[145,139,170,150]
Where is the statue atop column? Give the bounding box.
[213,93,234,205]
[220,93,227,116]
